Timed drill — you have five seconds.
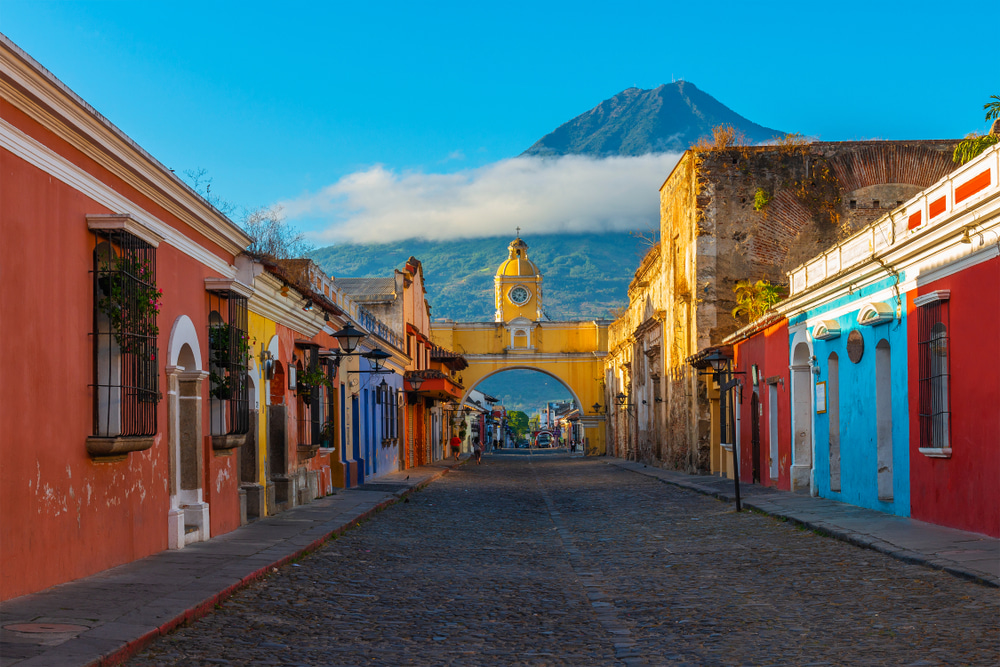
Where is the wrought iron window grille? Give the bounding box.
[91,229,160,439]
[207,291,250,436]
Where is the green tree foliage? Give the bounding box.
[732,279,786,323]
[506,410,529,437]
[953,95,1000,165]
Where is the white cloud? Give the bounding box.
[280,153,682,244]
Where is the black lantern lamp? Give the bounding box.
[702,348,731,374]
[332,324,366,354]
[591,402,604,415]
[616,391,627,406]
[407,374,425,392]
[363,346,392,372]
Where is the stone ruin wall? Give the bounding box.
[649,140,958,473]
[696,140,958,347]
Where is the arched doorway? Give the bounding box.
[165,315,209,549]
[467,367,583,453]
[791,340,814,493]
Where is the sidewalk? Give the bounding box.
[0,460,461,667]
[605,458,999,588]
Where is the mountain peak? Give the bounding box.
[522,82,783,157]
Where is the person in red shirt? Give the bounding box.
[449,434,462,460]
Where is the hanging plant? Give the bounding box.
[97,254,162,354]
[297,365,330,399]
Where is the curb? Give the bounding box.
[95,466,454,667]
[605,460,999,589]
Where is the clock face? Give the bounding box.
[508,286,530,305]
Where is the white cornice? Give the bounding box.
[913,290,951,307]
[0,117,237,276]
[248,275,324,337]
[204,278,255,298]
[0,40,251,256]
[781,214,999,319]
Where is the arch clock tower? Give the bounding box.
[495,234,543,324]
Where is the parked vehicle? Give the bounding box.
[534,432,553,448]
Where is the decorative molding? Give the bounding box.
[913,290,951,307]
[0,117,238,275]
[918,447,952,459]
[87,213,164,248]
[86,435,155,458]
[812,320,841,341]
[204,277,255,298]
[857,301,895,326]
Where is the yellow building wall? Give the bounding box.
[248,311,276,489]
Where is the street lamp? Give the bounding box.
[332,324,366,354]
[363,346,392,372]
[695,346,742,511]
[407,374,425,392]
[591,402,604,414]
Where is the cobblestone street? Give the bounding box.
[127,452,999,666]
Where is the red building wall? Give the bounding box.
[908,256,1000,537]
[733,320,792,491]
[0,92,245,599]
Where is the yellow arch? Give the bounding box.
[431,320,609,455]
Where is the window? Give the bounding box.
[92,229,160,439]
[207,290,250,437]
[917,293,950,453]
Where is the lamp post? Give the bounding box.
[406,374,424,392]
[703,348,741,512]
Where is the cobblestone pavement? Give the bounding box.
[127,452,999,666]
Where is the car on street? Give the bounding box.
[534,432,553,448]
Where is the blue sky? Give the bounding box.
[1,1,993,243]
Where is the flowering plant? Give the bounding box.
[208,323,251,400]
[97,254,162,354]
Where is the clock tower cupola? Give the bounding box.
[495,232,543,324]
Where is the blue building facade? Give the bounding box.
[792,274,911,516]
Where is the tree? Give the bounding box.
[694,124,748,150]
[506,410,529,438]
[242,205,314,259]
[953,95,1000,165]
[183,168,313,259]
[731,279,786,323]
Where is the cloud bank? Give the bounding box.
[281,153,682,244]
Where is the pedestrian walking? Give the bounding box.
[473,437,483,464]
[450,434,462,461]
